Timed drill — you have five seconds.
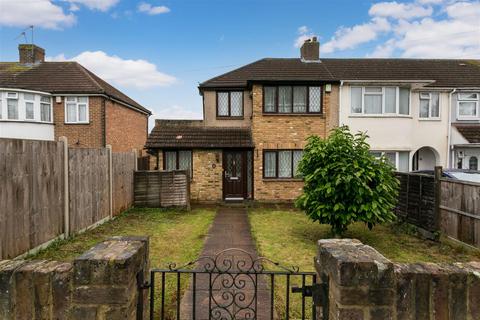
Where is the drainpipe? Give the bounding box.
[447,88,456,168]
[338,80,344,127]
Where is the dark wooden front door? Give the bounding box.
[223,150,247,199]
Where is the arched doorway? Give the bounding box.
[412,147,438,171]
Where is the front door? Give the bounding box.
[223,150,246,200]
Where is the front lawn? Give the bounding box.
[29,207,216,320]
[249,207,480,319]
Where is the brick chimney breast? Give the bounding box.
[300,37,320,61]
[18,44,45,64]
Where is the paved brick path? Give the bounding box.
[180,207,272,319]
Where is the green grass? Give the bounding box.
[249,207,480,319]
[29,207,216,320]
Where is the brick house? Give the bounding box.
[146,38,339,202]
[0,44,151,152]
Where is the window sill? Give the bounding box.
[216,116,244,120]
[64,122,90,125]
[262,178,303,182]
[418,118,441,121]
[349,114,412,119]
[262,113,324,117]
[0,119,54,124]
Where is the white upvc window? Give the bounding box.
[457,92,479,120]
[24,93,35,120]
[351,86,410,116]
[6,92,19,120]
[370,150,410,172]
[65,96,89,123]
[419,92,440,119]
[40,96,52,122]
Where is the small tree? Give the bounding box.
[295,126,399,236]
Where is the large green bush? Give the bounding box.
[295,126,399,236]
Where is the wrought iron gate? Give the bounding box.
[138,248,328,320]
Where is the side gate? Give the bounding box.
[138,248,328,320]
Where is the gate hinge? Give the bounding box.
[292,283,328,303]
[138,281,151,290]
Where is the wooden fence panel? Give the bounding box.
[0,139,64,259]
[69,148,109,233]
[440,179,480,248]
[134,170,189,208]
[112,152,135,216]
[395,172,436,232]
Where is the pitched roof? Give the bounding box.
[199,58,480,89]
[0,62,151,114]
[199,58,335,88]
[146,122,253,149]
[454,124,480,143]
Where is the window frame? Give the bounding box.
[350,86,410,116]
[40,96,52,123]
[24,93,35,120]
[469,156,478,170]
[457,92,479,120]
[6,92,19,120]
[262,149,303,180]
[418,92,440,120]
[162,149,193,177]
[216,91,244,119]
[262,85,323,114]
[64,96,89,124]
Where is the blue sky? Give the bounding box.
[1,0,479,128]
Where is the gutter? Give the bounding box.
[447,88,457,168]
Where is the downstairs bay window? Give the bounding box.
[351,86,410,116]
[163,150,193,177]
[370,150,409,172]
[263,150,303,179]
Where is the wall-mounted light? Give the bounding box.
[56,96,62,103]
[215,153,220,163]
[325,84,332,93]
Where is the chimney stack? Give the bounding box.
[300,37,320,61]
[18,44,45,64]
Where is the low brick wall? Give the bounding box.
[0,236,148,320]
[316,239,480,320]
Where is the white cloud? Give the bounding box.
[294,25,318,48]
[0,0,76,29]
[138,2,170,15]
[369,1,433,20]
[314,0,480,58]
[49,51,176,89]
[322,18,391,53]
[64,0,120,11]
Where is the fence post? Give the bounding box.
[186,170,191,211]
[132,148,138,171]
[434,166,442,231]
[59,136,70,239]
[106,145,113,219]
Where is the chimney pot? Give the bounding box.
[300,37,320,61]
[18,44,45,65]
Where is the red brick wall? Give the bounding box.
[54,96,104,148]
[105,100,149,152]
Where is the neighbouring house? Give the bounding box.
[0,44,151,152]
[334,59,480,172]
[146,37,480,203]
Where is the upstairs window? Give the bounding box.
[458,93,479,119]
[419,92,440,119]
[263,150,303,179]
[163,150,192,177]
[217,91,243,117]
[263,86,322,114]
[351,87,410,116]
[7,92,19,120]
[65,96,88,123]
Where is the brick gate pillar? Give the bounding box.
[71,236,149,320]
[315,239,396,320]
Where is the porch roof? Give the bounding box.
[454,124,480,143]
[146,125,254,149]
